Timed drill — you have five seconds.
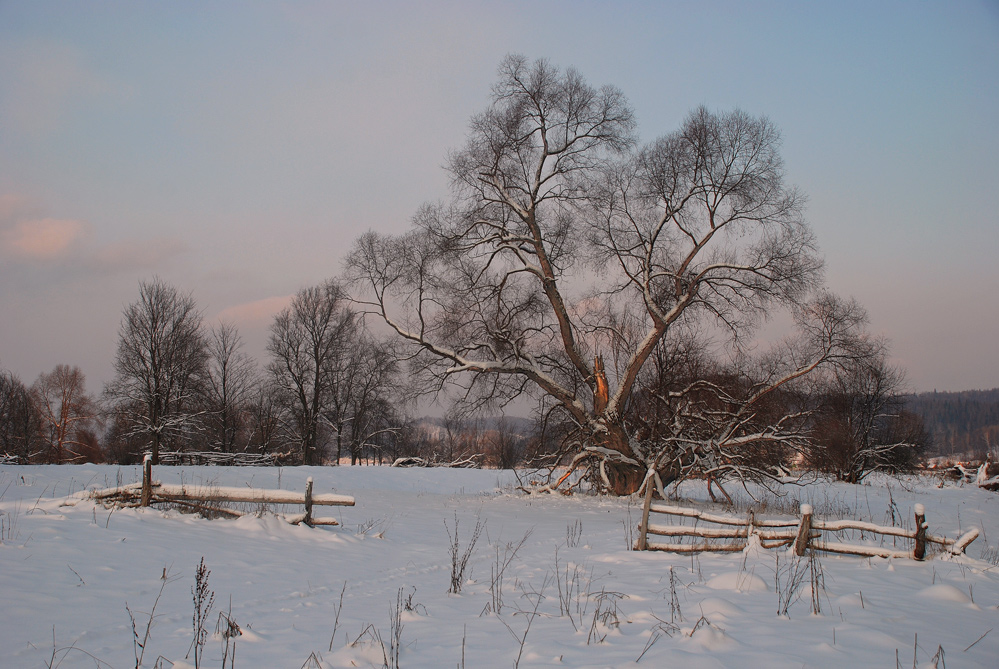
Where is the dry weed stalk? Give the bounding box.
[446,514,483,594]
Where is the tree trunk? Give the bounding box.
[603,462,644,495]
[599,421,644,495]
[302,426,315,466]
[151,432,160,466]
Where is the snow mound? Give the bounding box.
[687,620,738,651]
[834,593,864,607]
[705,571,769,592]
[916,583,973,604]
[694,596,745,620]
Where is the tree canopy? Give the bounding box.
[348,56,876,494]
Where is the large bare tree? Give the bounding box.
[31,364,99,463]
[105,279,208,464]
[348,56,868,494]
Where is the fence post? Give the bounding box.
[913,503,927,560]
[794,504,813,556]
[636,475,654,551]
[141,454,152,507]
[304,477,314,527]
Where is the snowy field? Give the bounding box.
[2,465,998,668]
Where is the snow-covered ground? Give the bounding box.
[2,465,998,668]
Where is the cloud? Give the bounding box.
[0,193,190,281]
[1,195,90,262]
[0,217,89,260]
[216,295,293,327]
[0,193,187,272]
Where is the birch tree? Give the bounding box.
[31,364,99,463]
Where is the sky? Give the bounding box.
[1,0,997,396]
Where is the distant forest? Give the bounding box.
[905,389,999,459]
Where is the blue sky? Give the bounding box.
[1,1,997,394]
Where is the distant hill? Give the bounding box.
[416,415,535,433]
[905,389,999,458]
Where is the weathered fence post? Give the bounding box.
[141,454,152,507]
[794,504,813,556]
[304,477,314,527]
[636,474,655,551]
[913,503,927,560]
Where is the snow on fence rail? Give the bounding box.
[636,488,978,560]
[90,456,353,527]
[156,450,277,466]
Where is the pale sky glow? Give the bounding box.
[1,1,997,394]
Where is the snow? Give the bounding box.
[705,572,770,593]
[1,465,998,667]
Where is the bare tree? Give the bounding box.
[320,329,399,464]
[807,345,928,483]
[599,292,872,499]
[0,370,43,462]
[31,364,100,463]
[348,56,862,494]
[245,384,282,456]
[487,417,526,469]
[201,322,257,453]
[267,279,355,465]
[390,418,435,464]
[100,407,143,464]
[325,333,403,465]
[105,279,208,464]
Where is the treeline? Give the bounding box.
[905,389,999,459]
[0,278,536,468]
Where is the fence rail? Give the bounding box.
[156,451,277,466]
[91,456,353,527]
[636,486,978,560]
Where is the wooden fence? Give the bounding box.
[636,490,978,560]
[92,456,354,527]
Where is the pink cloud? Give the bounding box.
[216,295,293,327]
[0,193,189,273]
[1,217,89,260]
